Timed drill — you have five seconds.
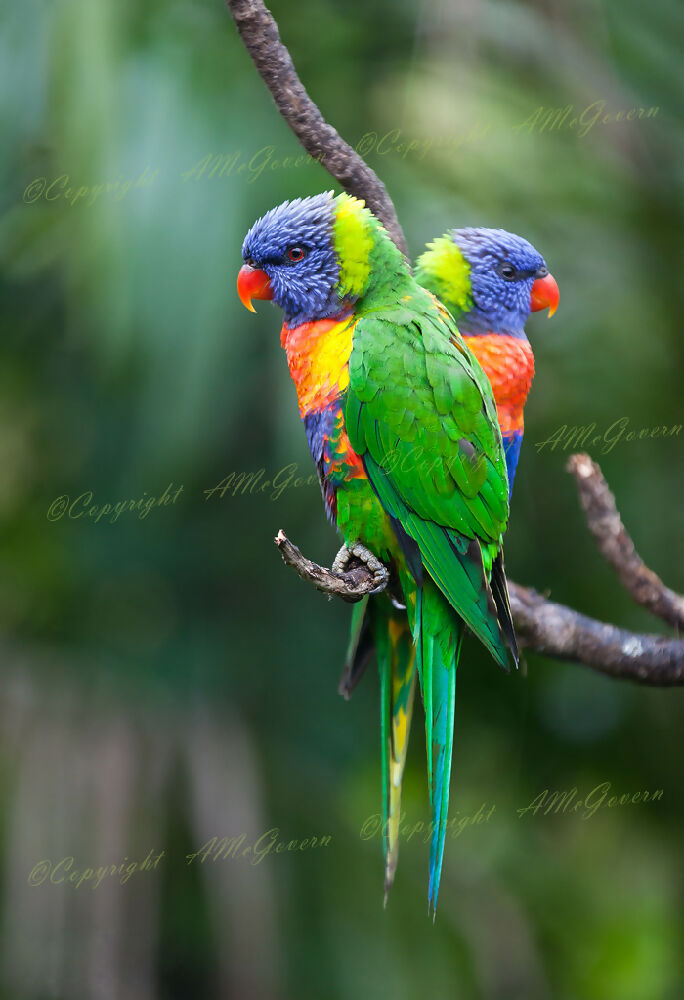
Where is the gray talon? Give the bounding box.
[331,544,352,575]
[351,543,384,573]
[331,542,389,593]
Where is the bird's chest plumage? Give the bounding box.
[463,333,535,436]
[280,315,355,417]
[280,315,366,521]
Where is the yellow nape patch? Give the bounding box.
[333,193,374,297]
[417,235,472,313]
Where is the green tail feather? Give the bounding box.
[369,599,417,902]
[415,579,464,918]
[339,595,374,699]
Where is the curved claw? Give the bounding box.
[332,544,353,576]
[332,542,389,593]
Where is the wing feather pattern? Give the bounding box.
[346,302,516,669]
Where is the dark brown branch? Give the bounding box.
[508,583,684,685]
[226,0,409,258]
[567,453,684,630]
[276,528,684,685]
[274,530,386,603]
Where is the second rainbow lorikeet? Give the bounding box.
[341,227,559,898]
[416,228,559,495]
[237,192,517,915]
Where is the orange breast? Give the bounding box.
[280,315,356,417]
[464,334,535,437]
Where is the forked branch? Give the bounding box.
[275,456,684,684]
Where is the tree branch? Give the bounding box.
[274,452,684,684]
[226,0,409,258]
[508,583,684,685]
[274,530,386,602]
[566,453,684,630]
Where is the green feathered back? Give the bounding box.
[346,286,512,668]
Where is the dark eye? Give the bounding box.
[287,246,306,262]
[498,262,517,281]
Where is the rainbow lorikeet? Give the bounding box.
[238,192,518,914]
[416,229,559,495]
[340,228,559,899]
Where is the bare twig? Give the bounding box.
[567,453,684,630]
[226,0,409,258]
[275,530,386,602]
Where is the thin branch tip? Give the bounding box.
[226,0,409,257]
[566,452,684,630]
[275,530,387,603]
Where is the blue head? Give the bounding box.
[415,227,558,337]
[238,193,347,326]
[238,192,405,326]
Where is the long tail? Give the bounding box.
[415,578,464,918]
[374,603,417,902]
[342,593,418,899]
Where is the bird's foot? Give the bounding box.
[331,544,353,575]
[332,542,389,594]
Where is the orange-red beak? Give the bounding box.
[530,272,559,317]
[237,264,273,313]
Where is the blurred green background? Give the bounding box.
[1,0,683,997]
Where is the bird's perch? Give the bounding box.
[228,2,684,685]
[273,530,386,602]
[276,457,684,685]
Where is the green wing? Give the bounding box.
[346,295,514,668]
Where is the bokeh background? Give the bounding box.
[1,0,683,997]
